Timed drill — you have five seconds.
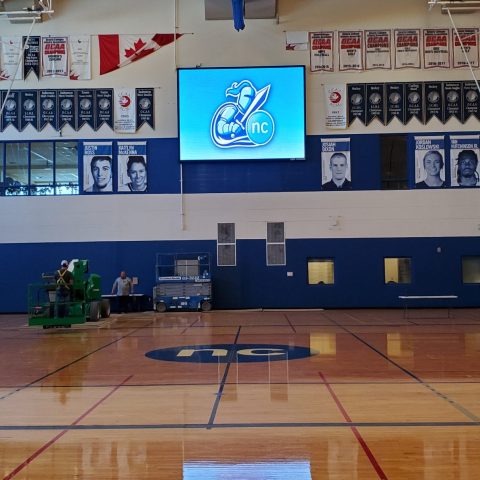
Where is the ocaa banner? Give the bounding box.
[321,138,351,190]
[414,136,445,188]
[324,84,347,129]
[450,135,480,187]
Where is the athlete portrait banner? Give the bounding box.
[324,84,347,129]
[365,30,391,70]
[114,87,136,133]
[321,138,351,189]
[414,136,445,187]
[338,31,363,71]
[83,142,113,193]
[450,135,480,187]
[310,32,335,72]
[423,29,450,69]
[69,35,91,80]
[0,36,23,80]
[394,29,421,69]
[42,37,69,77]
[453,28,479,69]
[117,141,147,192]
[347,84,366,126]
[23,36,40,80]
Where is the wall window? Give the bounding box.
[381,135,407,190]
[308,258,334,285]
[384,257,411,284]
[1,141,78,196]
[462,256,480,284]
[217,223,236,266]
[266,222,285,266]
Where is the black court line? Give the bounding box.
[180,315,201,334]
[322,312,480,423]
[207,326,242,429]
[284,314,297,333]
[0,420,478,431]
[0,321,153,401]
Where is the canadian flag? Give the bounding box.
[98,33,182,75]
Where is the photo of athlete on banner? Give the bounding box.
[118,142,147,192]
[321,138,352,190]
[414,136,445,188]
[83,142,113,193]
[450,135,480,187]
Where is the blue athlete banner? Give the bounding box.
[450,135,480,187]
[414,136,445,188]
[117,142,147,193]
[321,138,352,190]
[83,142,113,193]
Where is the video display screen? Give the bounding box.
[178,65,306,161]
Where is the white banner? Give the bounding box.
[324,84,347,130]
[450,135,480,187]
[338,31,363,71]
[453,28,479,69]
[414,136,445,188]
[285,31,308,51]
[69,35,91,80]
[310,32,334,72]
[365,30,391,70]
[0,36,23,80]
[394,29,421,69]
[321,138,352,190]
[114,88,136,133]
[423,29,450,69]
[83,142,113,193]
[42,36,68,77]
[118,142,148,192]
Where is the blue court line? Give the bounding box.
[323,313,480,423]
[0,420,478,431]
[0,321,153,401]
[206,326,242,428]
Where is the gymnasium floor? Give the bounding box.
[1,308,480,479]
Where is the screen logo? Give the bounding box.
[145,344,315,363]
[210,80,275,149]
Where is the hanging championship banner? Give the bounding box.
[366,83,385,125]
[321,138,352,190]
[423,29,450,69]
[117,141,148,192]
[136,88,154,129]
[58,90,75,130]
[310,32,335,72]
[76,89,95,130]
[42,36,68,77]
[394,29,421,69]
[405,83,424,124]
[23,36,40,80]
[424,82,444,124]
[83,142,113,193]
[444,82,462,123]
[462,82,480,123]
[94,89,113,131]
[1,90,20,130]
[414,136,445,188]
[114,87,136,133]
[20,90,38,131]
[285,31,308,51]
[338,31,363,71]
[386,83,405,125]
[365,30,391,70]
[39,90,58,131]
[453,28,479,69]
[69,35,91,80]
[450,135,480,187]
[1,36,23,80]
[324,84,347,129]
[347,84,366,126]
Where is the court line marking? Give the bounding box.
[0,322,152,401]
[284,313,297,333]
[323,312,480,423]
[319,372,389,480]
[2,375,133,480]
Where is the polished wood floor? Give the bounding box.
[1,308,480,479]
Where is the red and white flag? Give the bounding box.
[98,33,181,75]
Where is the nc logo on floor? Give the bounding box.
[145,344,315,363]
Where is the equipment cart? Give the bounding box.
[153,253,212,312]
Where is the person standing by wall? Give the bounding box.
[112,271,133,313]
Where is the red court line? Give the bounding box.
[3,374,133,480]
[318,372,389,480]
